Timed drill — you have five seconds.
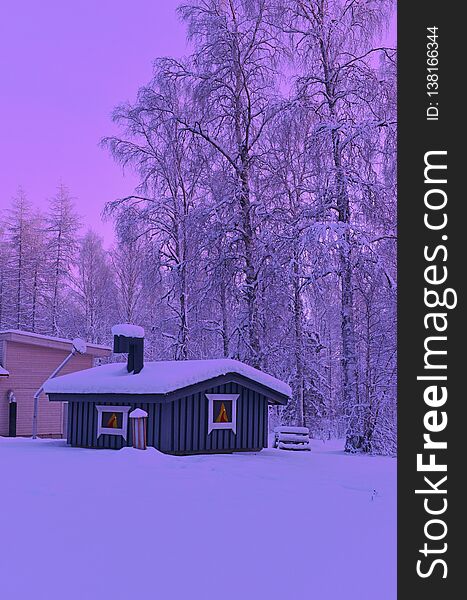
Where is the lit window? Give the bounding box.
[206,394,239,434]
[96,405,130,439]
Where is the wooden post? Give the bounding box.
[129,408,148,450]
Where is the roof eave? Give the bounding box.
[0,330,111,357]
[46,372,290,405]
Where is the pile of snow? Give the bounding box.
[129,408,148,419]
[0,365,8,376]
[278,440,311,450]
[72,338,87,354]
[0,437,396,600]
[43,358,292,399]
[274,426,309,434]
[111,323,145,338]
[274,426,311,451]
[277,433,310,443]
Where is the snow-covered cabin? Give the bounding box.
[44,327,290,454]
[0,330,111,438]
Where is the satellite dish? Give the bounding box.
[72,338,87,355]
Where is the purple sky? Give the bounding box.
[0,0,185,244]
[0,1,395,247]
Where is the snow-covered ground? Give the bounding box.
[0,437,396,600]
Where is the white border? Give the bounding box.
[206,394,239,434]
[96,405,130,440]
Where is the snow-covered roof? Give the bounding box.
[111,324,145,338]
[43,359,291,399]
[0,366,9,376]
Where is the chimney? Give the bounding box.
[111,324,145,374]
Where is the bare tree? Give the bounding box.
[0,221,11,329]
[27,213,48,332]
[6,187,34,330]
[285,0,395,449]
[104,70,208,360]
[111,232,144,324]
[97,0,397,453]
[72,230,116,344]
[46,183,80,335]
[155,0,288,367]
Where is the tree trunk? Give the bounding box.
[219,273,230,357]
[239,168,261,367]
[31,263,38,332]
[341,244,359,451]
[16,236,23,329]
[318,30,360,450]
[335,164,359,451]
[51,230,62,336]
[292,249,305,427]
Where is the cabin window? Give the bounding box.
[96,405,130,439]
[206,394,239,434]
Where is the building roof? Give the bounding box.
[0,365,9,376]
[0,330,111,358]
[43,358,292,400]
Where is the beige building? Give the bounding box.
[0,330,111,438]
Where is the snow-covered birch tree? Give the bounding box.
[72,230,116,344]
[156,0,288,367]
[283,0,395,450]
[103,73,206,360]
[111,234,144,325]
[46,183,80,335]
[6,187,35,330]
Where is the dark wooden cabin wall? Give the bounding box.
[168,382,268,454]
[68,401,162,450]
[67,382,268,453]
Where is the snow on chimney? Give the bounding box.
[111,324,145,374]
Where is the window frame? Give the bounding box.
[206,393,239,434]
[96,405,131,439]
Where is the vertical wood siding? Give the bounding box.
[67,381,269,454]
[169,382,268,454]
[68,401,162,450]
